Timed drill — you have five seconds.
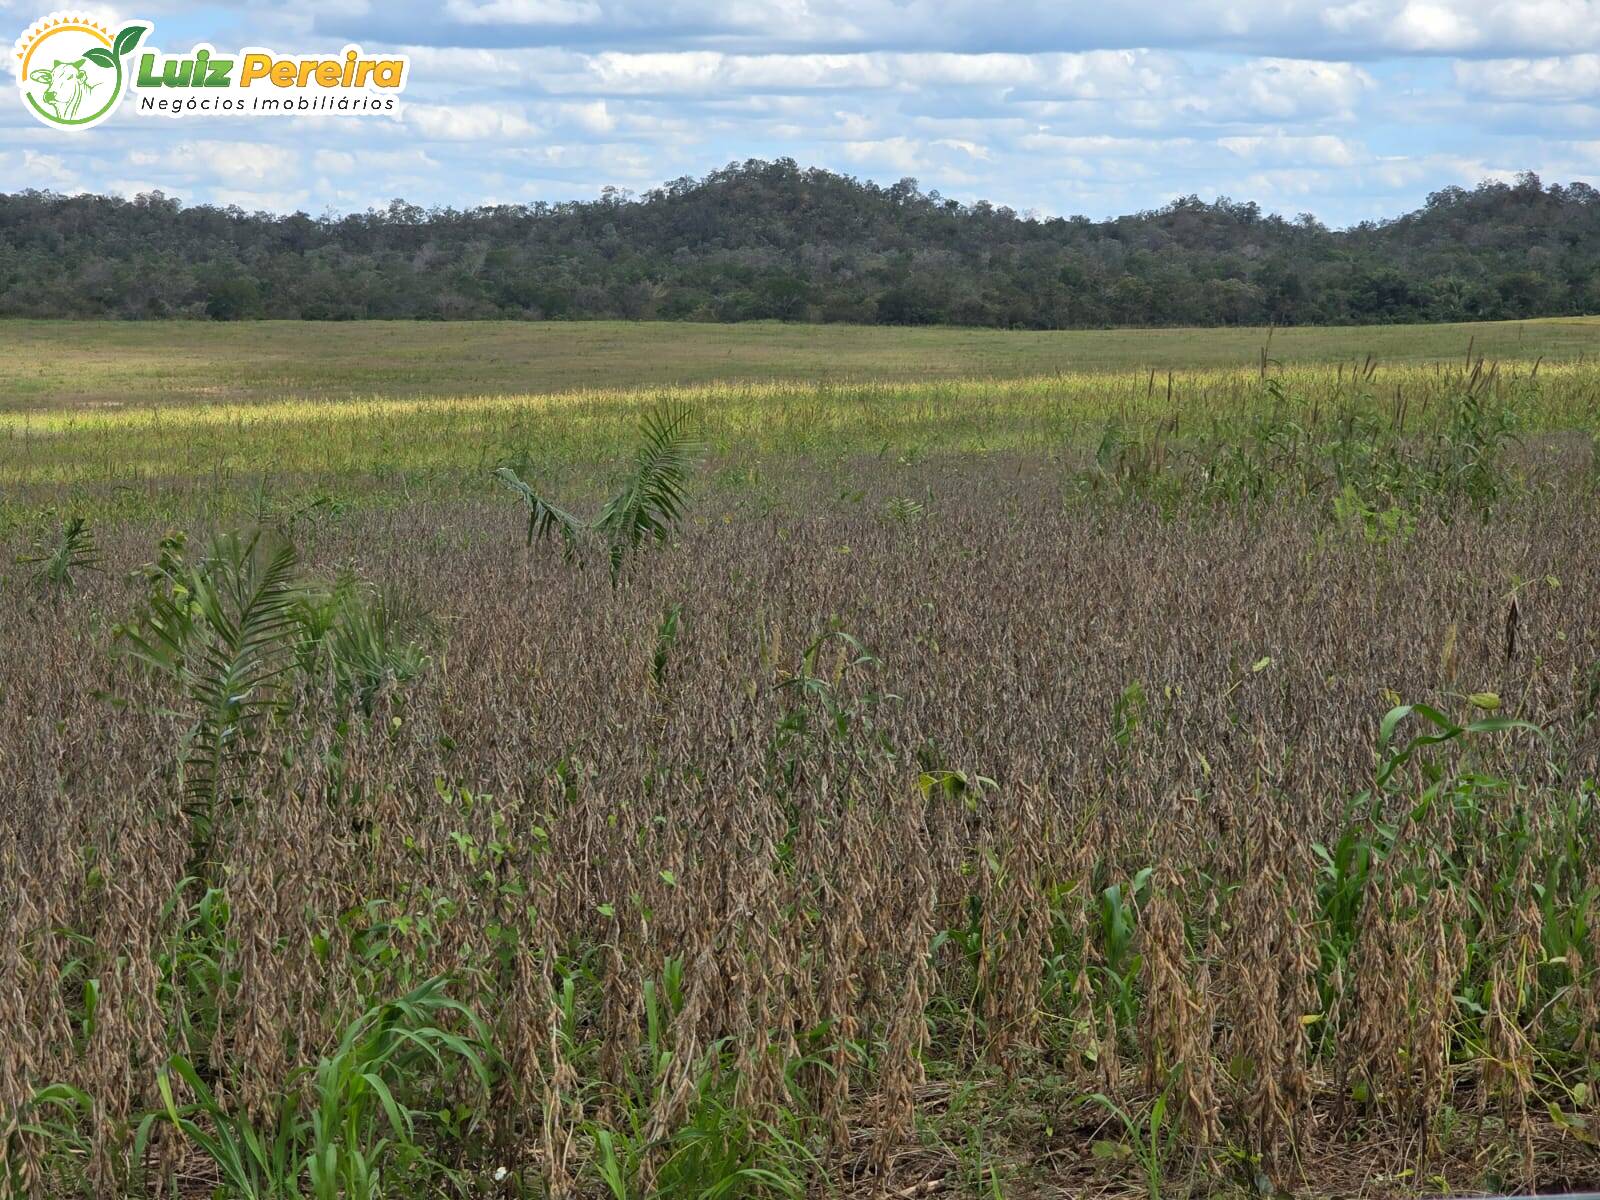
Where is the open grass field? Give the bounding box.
[1,318,1596,518]
[2,316,1599,410]
[2,318,1600,1200]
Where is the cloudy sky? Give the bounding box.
[3,0,1599,225]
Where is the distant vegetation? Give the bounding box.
[3,160,1599,326]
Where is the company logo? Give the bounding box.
[14,14,147,129]
[14,12,409,129]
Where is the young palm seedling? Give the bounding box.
[494,401,702,582]
[115,530,435,868]
[18,515,100,588]
[116,530,307,843]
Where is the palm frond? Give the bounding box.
[493,402,702,581]
[593,402,703,561]
[118,531,308,829]
[322,581,436,715]
[178,534,305,812]
[19,515,100,587]
[493,466,586,560]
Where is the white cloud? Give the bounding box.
[1205,60,1374,122]
[583,51,894,94]
[1324,2,1478,52]
[392,47,1177,102]
[207,143,299,186]
[1237,167,1332,196]
[1218,134,1364,166]
[313,148,439,174]
[394,45,563,86]
[1321,0,1598,54]
[17,151,81,190]
[103,179,166,198]
[389,0,1600,58]
[833,110,877,137]
[129,141,299,187]
[444,0,601,24]
[387,0,1600,57]
[211,187,314,212]
[933,138,991,160]
[405,103,541,140]
[1454,55,1600,101]
[1016,133,1196,157]
[558,100,616,133]
[1027,51,1173,99]
[11,0,1599,58]
[842,136,925,173]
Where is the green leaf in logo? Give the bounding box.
[113,25,147,59]
[83,47,115,69]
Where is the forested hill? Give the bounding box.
[3,160,1597,327]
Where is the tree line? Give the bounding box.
[2,159,1597,326]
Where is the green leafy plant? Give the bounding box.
[1427,375,1521,511]
[1083,1089,1177,1200]
[135,977,490,1200]
[651,1090,809,1200]
[18,515,100,587]
[143,1058,301,1200]
[1110,680,1148,752]
[117,530,307,829]
[2,1083,96,1194]
[769,625,899,786]
[585,1054,811,1200]
[650,602,685,690]
[303,978,491,1200]
[1330,484,1415,546]
[297,572,436,716]
[1311,701,1549,1054]
[884,495,925,523]
[1095,866,1154,1031]
[1370,700,1542,792]
[115,531,435,855]
[1581,658,1600,728]
[495,401,702,581]
[1084,417,1179,502]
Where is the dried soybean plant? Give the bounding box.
[2,430,1599,1200]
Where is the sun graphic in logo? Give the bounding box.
[14,11,149,130]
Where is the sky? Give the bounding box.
[3,0,1599,226]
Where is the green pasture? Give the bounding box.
[1,318,1595,524]
[2,316,1597,410]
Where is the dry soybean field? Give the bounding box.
[2,319,1600,1200]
